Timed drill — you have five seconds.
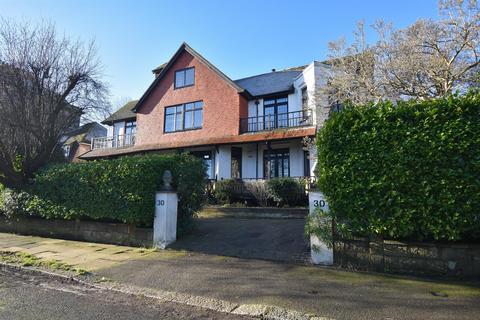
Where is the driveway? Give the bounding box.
[170,215,310,263]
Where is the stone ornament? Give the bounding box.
[162,170,173,190]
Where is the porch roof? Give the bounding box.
[79,126,316,160]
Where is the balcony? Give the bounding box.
[240,110,313,133]
[91,133,135,150]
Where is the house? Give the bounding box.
[61,122,107,162]
[80,43,332,181]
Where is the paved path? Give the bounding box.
[1,233,479,319]
[0,267,251,320]
[0,232,145,271]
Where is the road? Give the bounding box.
[0,268,251,320]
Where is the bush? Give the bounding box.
[244,180,270,207]
[7,153,207,234]
[0,183,4,213]
[316,93,480,242]
[212,179,240,204]
[267,178,307,207]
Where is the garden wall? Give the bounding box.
[0,216,152,247]
[334,238,480,277]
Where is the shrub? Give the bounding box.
[10,153,207,234]
[244,180,271,207]
[267,178,307,207]
[316,93,480,242]
[0,188,33,219]
[0,183,4,213]
[212,179,240,204]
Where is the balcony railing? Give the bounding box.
[240,110,312,133]
[91,133,136,150]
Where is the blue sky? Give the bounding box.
[1,0,439,110]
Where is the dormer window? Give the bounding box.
[175,67,195,89]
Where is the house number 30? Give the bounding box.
[313,200,326,208]
[157,200,165,206]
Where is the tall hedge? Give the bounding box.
[316,93,480,242]
[22,153,206,233]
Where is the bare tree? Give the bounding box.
[324,21,381,105]
[325,0,480,104]
[0,19,110,189]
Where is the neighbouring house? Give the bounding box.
[61,122,107,162]
[80,42,333,182]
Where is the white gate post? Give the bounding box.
[153,170,178,249]
[308,191,333,265]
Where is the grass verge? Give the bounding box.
[0,251,88,276]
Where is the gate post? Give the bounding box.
[153,170,178,249]
[308,191,333,265]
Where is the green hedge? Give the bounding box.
[9,154,207,233]
[267,178,307,207]
[212,179,241,204]
[316,93,480,242]
[211,178,308,207]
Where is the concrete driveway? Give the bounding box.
[170,215,310,263]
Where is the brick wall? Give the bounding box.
[0,216,152,247]
[334,238,480,278]
[135,51,248,147]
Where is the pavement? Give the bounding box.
[1,231,479,320]
[0,267,252,320]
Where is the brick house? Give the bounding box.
[81,43,332,181]
[61,122,107,162]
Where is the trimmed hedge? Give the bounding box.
[316,93,480,242]
[6,154,207,233]
[267,178,308,207]
[211,178,308,207]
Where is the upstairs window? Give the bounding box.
[175,67,195,89]
[125,120,136,136]
[164,101,203,133]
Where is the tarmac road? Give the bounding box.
[0,268,251,320]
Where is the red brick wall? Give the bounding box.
[135,51,247,147]
[71,143,91,162]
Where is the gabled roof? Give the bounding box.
[102,100,138,125]
[133,42,250,112]
[234,70,303,98]
[63,122,102,145]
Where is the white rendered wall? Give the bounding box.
[235,141,306,179]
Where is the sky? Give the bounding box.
[1,0,440,111]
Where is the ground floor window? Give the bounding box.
[264,148,289,178]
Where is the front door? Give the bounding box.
[231,147,242,179]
